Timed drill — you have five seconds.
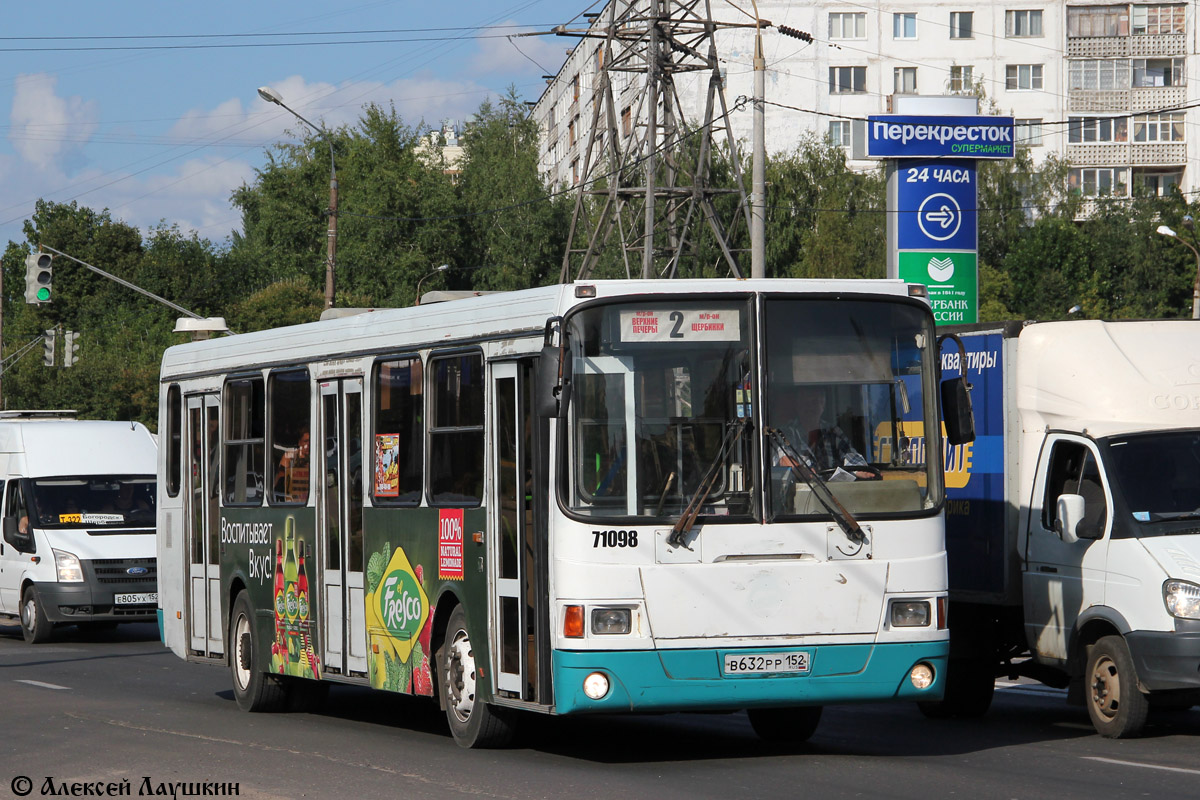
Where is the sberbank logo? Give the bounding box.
[380,569,424,639]
[927,256,955,283]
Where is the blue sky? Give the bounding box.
[0,0,580,248]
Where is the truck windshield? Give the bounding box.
[762,298,942,518]
[1106,432,1200,524]
[566,299,754,521]
[29,476,156,529]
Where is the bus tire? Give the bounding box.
[230,591,287,712]
[1086,635,1149,739]
[747,706,822,743]
[438,605,515,748]
[20,585,52,644]
[918,657,994,719]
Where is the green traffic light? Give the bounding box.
[35,287,51,302]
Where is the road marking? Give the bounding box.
[1083,757,1200,776]
[16,679,70,690]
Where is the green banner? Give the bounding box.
[898,251,977,325]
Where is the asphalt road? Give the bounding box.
[1,619,1198,800]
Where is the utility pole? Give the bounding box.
[750,3,766,279]
[557,0,757,282]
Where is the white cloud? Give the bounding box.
[468,22,567,80]
[9,73,99,171]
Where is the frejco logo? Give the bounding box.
[380,570,423,638]
[286,585,299,619]
[275,592,286,617]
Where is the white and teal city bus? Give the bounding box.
[156,279,970,747]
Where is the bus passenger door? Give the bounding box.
[319,378,368,676]
[490,361,548,702]
[185,394,223,658]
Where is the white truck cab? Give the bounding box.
[0,412,158,642]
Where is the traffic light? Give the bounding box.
[42,329,56,367]
[63,330,80,367]
[25,252,53,304]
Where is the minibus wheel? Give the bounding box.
[20,585,52,643]
[438,605,515,748]
[230,591,287,712]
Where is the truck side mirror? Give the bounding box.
[2,516,32,553]
[1054,494,1086,544]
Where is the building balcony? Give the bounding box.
[1067,141,1186,166]
[1068,33,1185,58]
[1069,85,1186,113]
[1131,33,1186,57]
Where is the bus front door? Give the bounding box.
[490,361,549,703]
[318,378,368,677]
[185,394,223,659]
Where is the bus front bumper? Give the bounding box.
[552,641,948,714]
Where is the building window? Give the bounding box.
[568,116,577,147]
[372,357,423,505]
[894,67,917,94]
[949,65,974,92]
[893,13,917,39]
[1068,116,1129,143]
[1133,112,1184,142]
[1005,10,1044,38]
[1015,118,1043,146]
[571,158,579,185]
[950,12,973,39]
[828,120,851,148]
[1006,64,1044,91]
[1137,171,1182,196]
[1069,167,1129,197]
[621,106,632,137]
[1069,59,1130,90]
[1132,5,1184,36]
[829,12,866,40]
[572,73,580,101]
[1067,6,1128,39]
[1132,58,1185,87]
[429,353,484,507]
[829,66,867,94]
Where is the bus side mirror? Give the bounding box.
[941,377,975,445]
[537,345,571,418]
[3,516,32,553]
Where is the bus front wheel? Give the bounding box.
[230,591,287,712]
[747,706,822,744]
[438,605,515,748]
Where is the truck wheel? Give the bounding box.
[438,605,515,748]
[918,658,994,719]
[747,706,822,743]
[230,591,287,712]
[20,585,52,643]
[1086,635,1149,738]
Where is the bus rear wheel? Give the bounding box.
[230,591,287,712]
[747,706,822,744]
[438,605,515,748]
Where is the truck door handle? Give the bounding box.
[1039,566,1058,574]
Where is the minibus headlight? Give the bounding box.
[1164,580,1200,620]
[590,607,632,635]
[890,600,931,627]
[53,549,84,583]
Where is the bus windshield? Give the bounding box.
[29,476,157,529]
[566,299,755,520]
[762,298,942,518]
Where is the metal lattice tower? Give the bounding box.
[558,0,753,283]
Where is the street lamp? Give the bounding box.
[415,264,451,305]
[258,86,339,309]
[1156,222,1200,319]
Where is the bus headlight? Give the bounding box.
[53,549,84,583]
[890,600,931,627]
[910,662,935,690]
[1164,580,1200,620]
[583,672,610,700]
[591,607,632,635]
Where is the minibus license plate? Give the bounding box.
[114,592,157,605]
[723,651,810,675]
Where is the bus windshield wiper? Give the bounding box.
[667,418,746,548]
[766,427,866,545]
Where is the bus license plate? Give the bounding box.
[114,592,157,605]
[723,651,810,676]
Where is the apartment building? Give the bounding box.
[531,2,1194,206]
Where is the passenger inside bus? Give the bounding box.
[274,428,311,503]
